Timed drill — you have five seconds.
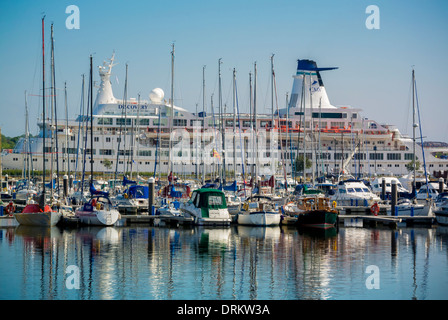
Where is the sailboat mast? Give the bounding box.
[412,68,416,196]
[90,55,93,182]
[249,71,253,178]
[41,16,46,199]
[51,23,60,197]
[253,62,258,180]
[218,58,225,183]
[65,82,70,176]
[202,65,206,183]
[24,91,29,180]
[271,54,275,131]
[168,43,175,179]
[233,68,237,183]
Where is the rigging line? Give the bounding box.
[235,76,246,197]
[414,75,429,193]
[272,63,287,188]
[74,75,85,182]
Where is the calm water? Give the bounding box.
[1,222,448,300]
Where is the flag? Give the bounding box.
[213,148,220,159]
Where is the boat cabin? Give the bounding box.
[189,188,228,217]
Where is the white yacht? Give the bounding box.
[330,179,381,207]
[371,176,409,195]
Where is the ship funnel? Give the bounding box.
[288,59,338,111]
[94,54,117,110]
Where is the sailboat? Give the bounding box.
[14,18,62,227]
[387,69,434,218]
[74,55,120,226]
[236,195,282,226]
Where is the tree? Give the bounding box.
[405,159,421,172]
[103,158,113,171]
[294,155,312,172]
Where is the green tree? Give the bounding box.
[294,155,312,172]
[103,158,113,171]
[405,159,421,172]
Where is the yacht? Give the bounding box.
[330,179,381,207]
[371,176,409,196]
[180,188,231,226]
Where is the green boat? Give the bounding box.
[294,196,339,229]
[180,188,232,226]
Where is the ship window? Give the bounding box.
[173,119,187,126]
[339,189,346,193]
[138,119,150,126]
[347,188,354,193]
[312,112,343,119]
[153,119,167,126]
[362,188,369,192]
[355,188,362,192]
[138,150,152,157]
[116,118,132,126]
[190,119,204,127]
[98,118,113,125]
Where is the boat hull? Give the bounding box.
[0,215,19,227]
[76,209,120,226]
[193,216,232,226]
[236,211,281,226]
[14,211,61,227]
[296,210,338,229]
[387,204,433,217]
[435,210,448,226]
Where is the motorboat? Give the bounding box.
[330,179,380,207]
[371,176,409,196]
[434,199,448,226]
[387,198,434,217]
[293,195,339,229]
[236,195,282,226]
[180,188,231,226]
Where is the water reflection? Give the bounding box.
[1,224,447,300]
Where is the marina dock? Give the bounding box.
[339,214,436,228]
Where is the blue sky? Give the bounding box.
[0,0,447,142]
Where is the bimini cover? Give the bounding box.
[90,183,109,197]
[123,176,136,186]
[127,185,149,199]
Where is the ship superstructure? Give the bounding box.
[3,56,448,183]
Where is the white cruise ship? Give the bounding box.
[2,55,448,182]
